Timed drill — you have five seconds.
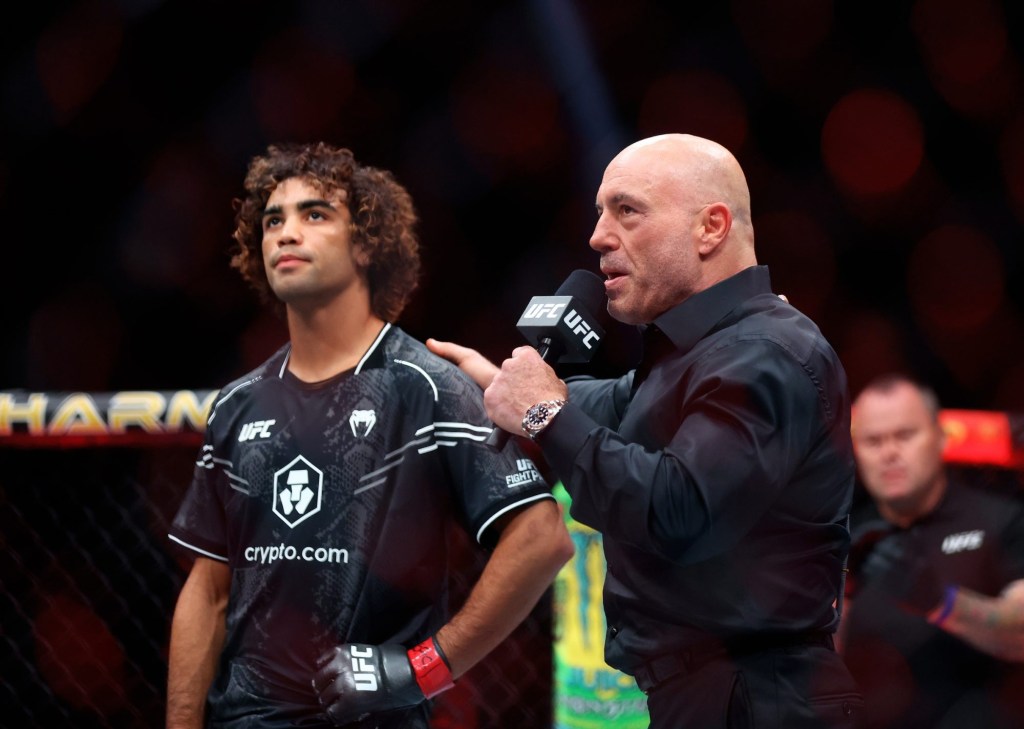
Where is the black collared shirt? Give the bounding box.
[844,480,1024,729]
[540,265,854,674]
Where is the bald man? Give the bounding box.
[842,374,1024,729]
[429,134,861,727]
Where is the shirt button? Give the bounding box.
[609,626,619,638]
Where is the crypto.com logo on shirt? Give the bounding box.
[273,455,323,527]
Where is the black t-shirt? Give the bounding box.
[169,324,552,726]
[844,481,1024,729]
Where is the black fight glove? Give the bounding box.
[857,529,947,616]
[313,638,454,727]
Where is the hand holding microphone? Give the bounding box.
[483,270,608,450]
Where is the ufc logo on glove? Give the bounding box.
[350,645,379,691]
[314,638,455,725]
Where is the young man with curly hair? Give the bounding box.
[166,142,573,728]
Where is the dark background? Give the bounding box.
[4,0,1024,410]
[3,2,1024,725]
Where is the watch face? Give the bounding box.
[523,400,565,437]
[526,404,550,427]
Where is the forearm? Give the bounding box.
[933,581,1024,662]
[435,499,573,678]
[167,559,231,729]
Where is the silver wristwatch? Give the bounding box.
[521,399,567,440]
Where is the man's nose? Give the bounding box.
[277,216,302,245]
[589,214,615,252]
[879,439,901,460]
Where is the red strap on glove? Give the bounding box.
[407,637,455,699]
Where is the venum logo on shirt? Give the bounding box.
[942,530,984,554]
[272,455,323,527]
[506,458,541,487]
[350,409,376,437]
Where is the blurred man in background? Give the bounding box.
[843,373,1024,728]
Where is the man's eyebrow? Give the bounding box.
[596,192,641,210]
[610,192,640,205]
[261,199,337,218]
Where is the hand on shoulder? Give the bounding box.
[426,338,499,390]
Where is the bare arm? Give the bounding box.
[167,556,231,729]
[933,579,1024,661]
[434,498,574,677]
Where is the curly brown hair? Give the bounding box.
[231,142,420,322]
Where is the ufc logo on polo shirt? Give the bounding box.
[942,530,984,554]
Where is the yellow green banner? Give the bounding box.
[553,483,648,728]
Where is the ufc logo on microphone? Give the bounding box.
[523,301,567,319]
[350,646,379,691]
[563,309,601,349]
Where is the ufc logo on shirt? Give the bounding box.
[942,530,984,554]
[239,419,276,441]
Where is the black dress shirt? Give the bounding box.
[538,265,855,674]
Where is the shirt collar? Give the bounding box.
[650,265,772,353]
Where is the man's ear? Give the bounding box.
[353,242,371,269]
[698,202,732,256]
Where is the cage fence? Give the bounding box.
[2,391,1023,728]
[0,390,552,728]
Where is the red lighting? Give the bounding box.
[821,89,924,197]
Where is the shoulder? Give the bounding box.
[699,296,843,383]
[382,328,485,398]
[945,480,1024,526]
[735,294,842,366]
[726,294,837,362]
[378,326,492,428]
[206,343,289,425]
[702,297,849,422]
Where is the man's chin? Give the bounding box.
[271,282,319,304]
[878,487,921,511]
[607,301,643,326]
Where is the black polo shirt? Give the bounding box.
[844,480,1024,729]
[539,265,854,674]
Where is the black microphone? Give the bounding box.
[485,269,608,450]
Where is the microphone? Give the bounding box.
[485,269,608,450]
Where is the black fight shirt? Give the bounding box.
[169,324,552,724]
